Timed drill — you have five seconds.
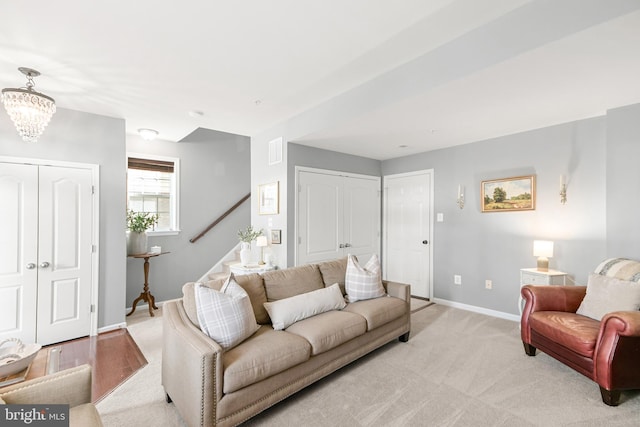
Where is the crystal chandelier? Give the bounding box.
[2,67,56,142]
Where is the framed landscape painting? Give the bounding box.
[481,175,535,212]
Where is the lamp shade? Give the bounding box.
[533,240,554,258]
[256,236,268,247]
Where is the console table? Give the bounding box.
[127,251,169,317]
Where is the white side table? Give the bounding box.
[230,263,276,276]
[519,268,568,315]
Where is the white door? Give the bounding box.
[0,164,39,343]
[37,166,93,344]
[0,163,94,345]
[384,171,432,298]
[297,169,380,265]
[343,177,380,262]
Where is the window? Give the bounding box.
[127,153,180,234]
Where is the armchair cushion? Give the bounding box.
[576,273,640,321]
[530,311,600,357]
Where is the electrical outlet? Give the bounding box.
[454,275,462,285]
[485,279,492,290]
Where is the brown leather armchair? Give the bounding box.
[521,284,640,406]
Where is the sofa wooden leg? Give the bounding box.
[600,387,621,406]
[523,342,537,356]
[166,393,173,403]
[399,332,410,342]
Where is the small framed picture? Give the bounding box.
[258,181,279,215]
[270,229,281,244]
[481,175,536,212]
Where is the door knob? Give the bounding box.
[26,263,36,270]
[339,244,345,249]
[39,262,50,268]
[344,243,352,248]
[422,240,429,245]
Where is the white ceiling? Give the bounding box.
[2,1,640,160]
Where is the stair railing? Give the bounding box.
[189,193,251,243]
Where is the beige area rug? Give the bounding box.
[97,304,640,427]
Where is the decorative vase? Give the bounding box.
[127,231,148,255]
[240,241,251,266]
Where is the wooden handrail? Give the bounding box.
[189,193,251,243]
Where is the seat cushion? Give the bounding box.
[70,403,103,427]
[262,264,325,301]
[344,296,406,331]
[285,310,367,356]
[223,326,311,394]
[529,311,600,358]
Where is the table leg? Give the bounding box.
[127,256,158,317]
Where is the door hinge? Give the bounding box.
[90,304,95,313]
[92,244,97,253]
[91,185,95,194]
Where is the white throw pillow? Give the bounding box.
[263,283,346,330]
[195,273,259,349]
[576,273,640,321]
[345,254,386,302]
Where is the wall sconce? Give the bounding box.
[457,185,465,209]
[256,235,268,265]
[533,240,554,271]
[559,175,567,204]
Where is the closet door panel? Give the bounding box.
[0,163,38,343]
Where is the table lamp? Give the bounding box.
[533,240,553,271]
[256,236,268,265]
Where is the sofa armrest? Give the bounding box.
[520,285,586,343]
[594,311,640,390]
[0,364,92,407]
[382,280,411,303]
[162,299,223,427]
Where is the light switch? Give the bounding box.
[437,213,444,222]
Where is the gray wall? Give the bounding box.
[0,107,127,329]
[287,143,382,265]
[606,103,640,257]
[126,129,250,305]
[382,117,608,315]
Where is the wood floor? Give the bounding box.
[27,329,147,403]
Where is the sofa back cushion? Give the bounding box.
[182,273,270,326]
[262,264,324,301]
[317,257,349,294]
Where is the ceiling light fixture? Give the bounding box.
[2,67,56,143]
[138,128,159,141]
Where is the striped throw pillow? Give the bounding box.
[345,254,386,302]
[195,273,259,349]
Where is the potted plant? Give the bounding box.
[237,225,263,266]
[127,210,158,255]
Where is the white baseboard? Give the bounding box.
[97,322,127,334]
[124,299,168,315]
[432,298,520,322]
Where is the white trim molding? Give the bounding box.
[432,298,520,322]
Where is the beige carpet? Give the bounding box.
[97,304,640,426]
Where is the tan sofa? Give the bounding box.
[162,258,411,427]
[0,364,103,427]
